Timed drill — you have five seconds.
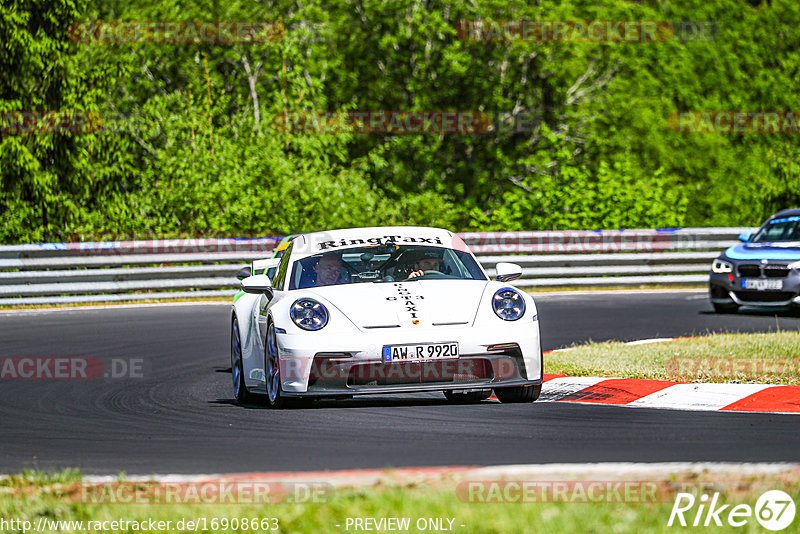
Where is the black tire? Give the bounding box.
[494,384,541,404]
[231,316,259,404]
[264,320,288,408]
[264,321,312,409]
[710,285,738,313]
[712,302,739,314]
[443,389,492,404]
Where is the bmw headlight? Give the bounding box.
[711,259,733,274]
[790,260,800,271]
[492,288,525,321]
[290,299,329,331]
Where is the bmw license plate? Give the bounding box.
[742,278,783,290]
[382,342,459,363]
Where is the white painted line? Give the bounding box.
[624,338,677,346]
[468,462,799,480]
[76,462,800,485]
[627,383,773,411]
[530,288,707,298]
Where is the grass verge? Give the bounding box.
[2,469,799,533]
[546,331,800,384]
[0,297,232,311]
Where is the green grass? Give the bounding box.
[546,331,800,384]
[2,470,799,533]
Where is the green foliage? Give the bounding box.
[1,0,798,243]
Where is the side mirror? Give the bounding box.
[738,232,752,242]
[235,266,252,280]
[252,258,281,274]
[495,262,523,283]
[241,274,273,295]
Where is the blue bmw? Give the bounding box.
[710,208,800,313]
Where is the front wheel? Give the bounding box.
[712,302,739,313]
[710,285,738,313]
[494,384,541,404]
[264,322,312,408]
[265,321,287,408]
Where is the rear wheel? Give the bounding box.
[231,316,258,404]
[443,389,492,404]
[494,384,541,404]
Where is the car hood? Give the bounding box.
[306,280,488,329]
[725,243,800,261]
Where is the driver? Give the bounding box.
[407,250,444,279]
[312,254,347,287]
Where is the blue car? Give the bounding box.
[709,208,800,313]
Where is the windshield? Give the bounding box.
[288,245,486,289]
[752,216,800,243]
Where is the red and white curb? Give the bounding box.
[539,375,800,414]
[540,338,800,414]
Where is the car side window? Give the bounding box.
[271,243,293,291]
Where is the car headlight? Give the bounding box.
[290,299,329,331]
[711,259,733,274]
[492,288,525,321]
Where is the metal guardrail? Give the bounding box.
[0,228,754,305]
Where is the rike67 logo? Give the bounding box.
[668,490,795,531]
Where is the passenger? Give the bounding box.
[407,250,445,279]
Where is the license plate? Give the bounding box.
[382,342,459,362]
[742,278,783,290]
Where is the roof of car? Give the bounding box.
[289,226,460,258]
[769,208,800,220]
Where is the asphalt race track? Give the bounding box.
[1,290,798,475]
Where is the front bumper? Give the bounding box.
[275,324,542,396]
[709,264,800,308]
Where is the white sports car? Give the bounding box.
[230,226,542,407]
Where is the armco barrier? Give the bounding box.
[0,228,754,305]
